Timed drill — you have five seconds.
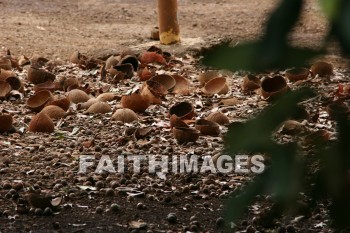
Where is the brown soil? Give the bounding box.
[0,0,330,58]
[0,1,349,233]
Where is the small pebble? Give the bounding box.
[166,213,177,224]
[44,207,53,216]
[96,206,103,214]
[110,203,120,213]
[105,188,115,197]
[34,208,43,216]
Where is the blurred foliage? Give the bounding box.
[202,0,350,230]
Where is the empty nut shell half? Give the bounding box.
[149,74,176,92]
[304,130,330,145]
[241,74,261,92]
[41,105,66,119]
[121,93,150,113]
[173,127,200,144]
[0,69,18,87]
[28,112,55,133]
[169,102,195,120]
[206,112,229,126]
[198,71,219,87]
[118,55,139,72]
[67,89,90,104]
[112,63,134,79]
[261,76,288,100]
[0,81,12,99]
[141,80,168,104]
[105,55,120,70]
[172,74,190,95]
[195,119,221,136]
[30,55,49,68]
[86,102,112,114]
[26,90,53,112]
[33,80,57,93]
[285,67,309,82]
[111,108,138,123]
[27,66,56,85]
[70,51,86,64]
[0,113,13,133]
[203,77,228,95]
[326,101,350,119]
[310,61,333,77]
[0,57,12,70]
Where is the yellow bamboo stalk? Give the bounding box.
[158,0,180,45]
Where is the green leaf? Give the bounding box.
[225,173,266,222]
[319,0,341,20]
[202,41,321,72]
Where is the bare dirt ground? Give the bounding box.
[0,0,330,58]
[1,0,349,233]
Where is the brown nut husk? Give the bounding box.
[77,98,99,110]
[169,102,195,120]
[0,57,12,70]
[27,192,62,209]
[172,74,190,95]
[86,102,112,114]
[70,51,86,64]
[195,119,221,136]
[48,97,71,112]
[121,93,150,113]
[0,81,12,99]
[41,105,66,119]
[28,112,55,133]
[62,77,80,91]
[96,92,118,102]
[111,63,134,79]
[285,67,310,82]
[33,80,57,93]
[27,66,56,85]
[118,55,139,72]
[0,113,13,133]
[169,114,189,128]
[0,69,21,91]
[281,120,305,135]
[203,77,228,95]
[149,74,176,92]
[67,89,90,104]
[206,112,229,126]
[241,74,261,92]
[30,55,49,68]
[198,71,219,87]
[26,90,53,112]
[138,66,156,81]
[111,108,138,123]
[141,80,168,104]
[310,61,333,77]
[326,101,350,119]
[173,127,200,144]
[304,130,331,145]
[105,55,120,70]
[260,76,289,100]
[139,52,167,64]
